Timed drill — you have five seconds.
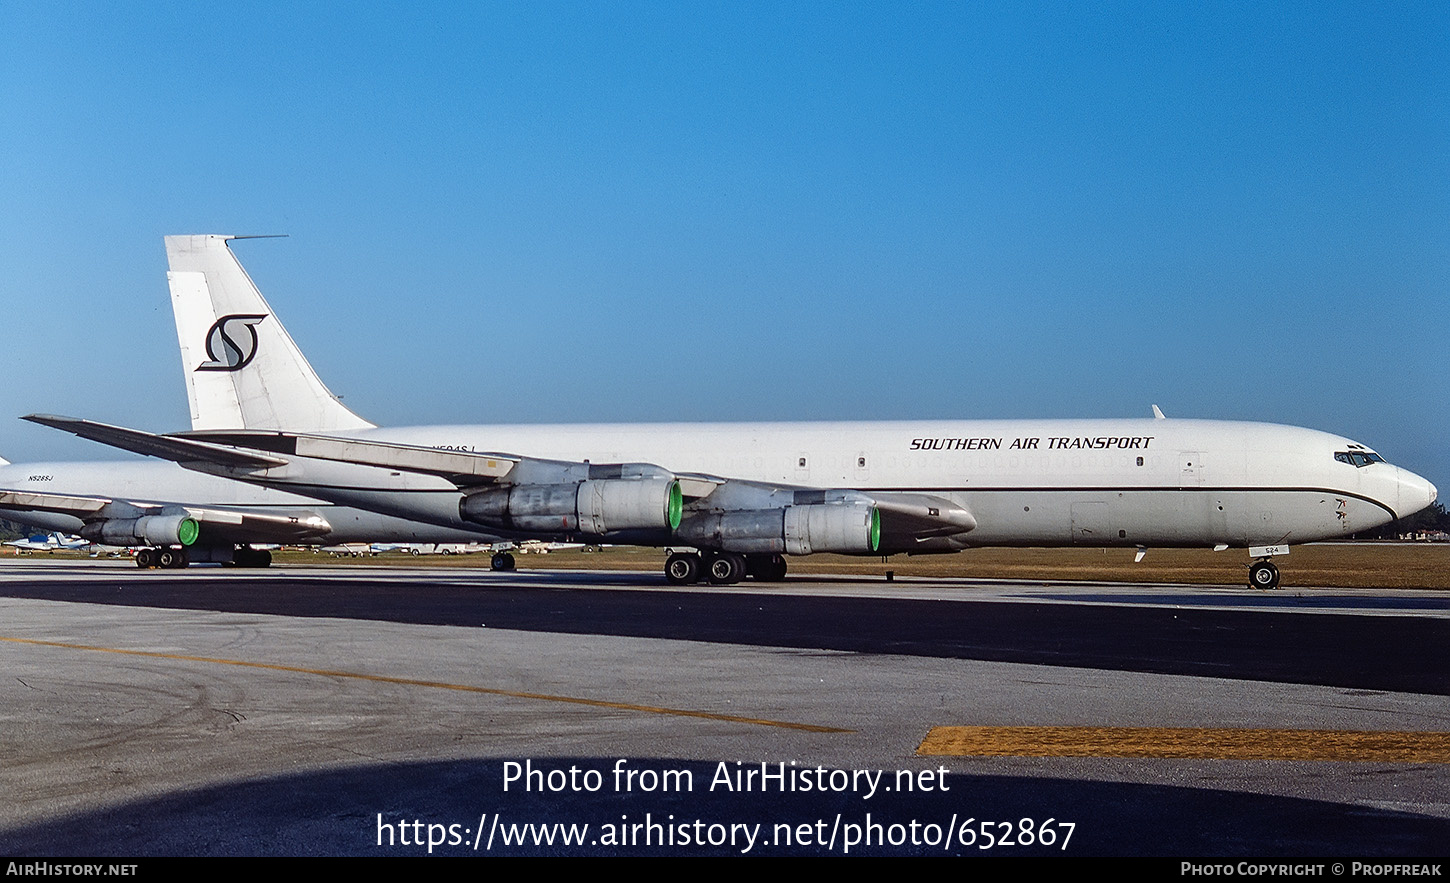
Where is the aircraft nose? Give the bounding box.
[1395,467,1437,520]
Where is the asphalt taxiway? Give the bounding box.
[0,558,1446,856]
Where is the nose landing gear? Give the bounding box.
[1248,559,1280,590]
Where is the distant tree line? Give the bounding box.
[0,519,35,542]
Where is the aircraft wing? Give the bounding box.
[0,490,110,517]
[0,488,333,545]
[180,429,520,485]
[26,416,976,553]
[189,433,976,540]
[25,415,517,485]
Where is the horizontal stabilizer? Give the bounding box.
[23,414,288,469]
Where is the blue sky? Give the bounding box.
[1,2,1446,488]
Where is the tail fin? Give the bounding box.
[0,454,9,466]
[167,235,374,432]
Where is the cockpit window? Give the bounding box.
[1335,451,1385,467]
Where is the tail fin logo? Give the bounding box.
[197,314,268,372]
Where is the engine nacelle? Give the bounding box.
[676,503,880,555]
[461,478,683,535]
[81,514,200,547]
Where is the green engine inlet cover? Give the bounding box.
[177,517,200,547]
[667,481,683,531]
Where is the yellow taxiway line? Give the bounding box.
[918,726,1450,762]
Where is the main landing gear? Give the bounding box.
[135,547,188,569]
[665,551,787,586]
[491,551,516,572]
[1248,559,1281,590]
[134,545,272,569]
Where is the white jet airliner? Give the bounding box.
[28,235,1438,589]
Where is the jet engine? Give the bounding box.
[675,503,880,555]
[81,513,200,547]
[461,478,683,535]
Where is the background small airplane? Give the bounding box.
[4,531,90,553]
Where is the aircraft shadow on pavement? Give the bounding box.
[2,758,1446,857]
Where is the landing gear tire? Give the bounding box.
[665,552,701,585]
[1248,560,1280,590]
[706,552,746,585]
[158,548,188,569]
[491,552,516,572]
[135,548,157,569]
[746,553,788,582]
